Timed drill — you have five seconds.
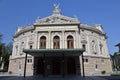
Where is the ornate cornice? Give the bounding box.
[83,54,110,59]
[80,24,106,36]
[13,26,34,38]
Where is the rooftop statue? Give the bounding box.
[53,4,61,15]
[34,4,79,25]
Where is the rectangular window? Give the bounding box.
[82,44,86,51]
[83,59,88,63]
[30,45,32,49]
[95,64,98,69]
[27,59,32,63]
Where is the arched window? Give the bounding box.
[53,36,60,49]
[40,36,46,49]
[67,35,74,49]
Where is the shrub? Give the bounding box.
[9,71,12,74]
[101,70,106,74]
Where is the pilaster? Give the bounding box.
[97,39,101,55]
[75,30,79,48]
[35,31,39,49]
[48,31,51,49]
[87,36,90,54]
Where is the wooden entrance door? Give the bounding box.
[52,59,61,75]
[37,59,44,75]
[67,58,76,74]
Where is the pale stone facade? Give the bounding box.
[8,5,112,76]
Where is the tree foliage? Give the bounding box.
[110,52,120,70]
[0,33,12,71]
[0,33,2,42]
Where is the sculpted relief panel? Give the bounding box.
[42,17,72,24]
[35,15,79,25]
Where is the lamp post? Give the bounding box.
[24,53,28,78]
[82,52,85,78]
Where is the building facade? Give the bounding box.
[8,5,112,76]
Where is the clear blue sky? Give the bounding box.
[0,0,120,54]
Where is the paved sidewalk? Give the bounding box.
[0,76,109,80]
[0,72,18,76]
[87,76,107,80]
[1,73,120,80]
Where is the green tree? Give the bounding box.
[110,52,119,70]
[0,34,3,68]
[1,43,12,71]
[0,33,2,42]
[0,33,12,71]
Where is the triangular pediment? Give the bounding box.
[34,14,80,25]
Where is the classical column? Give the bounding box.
[104,39,109,56]
[75,30,79,48]
[48,31,51,48]
[12,43,14,56]
[35,31,39,49]
[97,39,101,54]
[87,36,90,54]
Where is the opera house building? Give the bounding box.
[8,5,112,77]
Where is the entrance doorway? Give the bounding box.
[67,58,76,74]
[35,57,76,76]
[52,58,61,75]
[37,58,44,75]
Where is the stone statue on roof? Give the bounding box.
[54,4,59,9]
[53,4,61,15]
